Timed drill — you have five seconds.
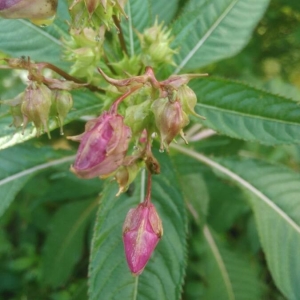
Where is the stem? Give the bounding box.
[144,171,152,205]
[109,85,141,114]
[41,63,105,93]
[113,15,128,55]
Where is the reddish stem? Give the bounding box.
[144,171,152,205]
[109,85,141,114]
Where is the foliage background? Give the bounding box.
[0,0,300,299]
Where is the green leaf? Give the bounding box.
[0,143,75,217]
[0,90,103,149]
[149,0,179,24]
[122,0,151,56]
[0,0,70,68]
[88,154,187,299]
[200,226,264,300]
[42,199,97,288]
[190,77,300,145]
[172,144,300,300]
[171,0,270,73]
[219,158,300,300]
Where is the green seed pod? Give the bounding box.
[21,82,52,137]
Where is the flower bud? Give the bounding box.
[68,112,131,179]
[138,20,176,67]
[21,82,52,137]
[123,203,163,275]
[114,160,141,196]
[0,0,58,26]
[177,85,200,117]
[124,100,152,137]
[52,91,73,135]
[151,98,189,150]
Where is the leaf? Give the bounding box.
[121,0,151,56]
[149,0,179,24]
[0,0,70,68]
[172,144,300,300]
[219,158,300,300]
[190,77,300,145]
[0,143,75,217]
[171,0,270,73]
[42,199,97,288]
[0,90,103,149]
[88,153,187,299]
[200,226,264,300]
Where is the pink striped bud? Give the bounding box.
[123,203,163,275]
[68,112,131,179]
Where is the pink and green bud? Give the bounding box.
[151,98,189,150]
[123,202,163,275]
[21,82,52,137]
[0,0,58,25]
[68,112,131,179]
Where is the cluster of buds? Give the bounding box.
[0,0,58,26]
[63,26,105,81]
[68,0,127,30]
[137,20,176,67]
[0,57,79,136]
[68,66,206,274]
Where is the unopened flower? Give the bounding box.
[21,82,52,137]
[138,20,176,67]
[151,98,189,150]
[68,112,131,179]
[0,0,58,26]
[123,202,163,275]
[51,91,73,135]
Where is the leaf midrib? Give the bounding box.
[0,155,75,186]
[171,144,300,235]
[174,0,239,74]
[197,103,300,127]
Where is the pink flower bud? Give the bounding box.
[68,112,131,179]
[123,203,163,275]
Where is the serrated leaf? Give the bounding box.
[200,226,263,300]
[190,77,300,145]
[121,0,151,56]
[0,143,75,217]
[0,90,103,149]
[88,154,187,300]
[42,199,97,288]
[172,144,300,300]
[0,0,70,68]
[172,0,270,73]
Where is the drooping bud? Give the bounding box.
[68,112,131,179]
[0,0,58,26]
[21,82,52,137]
[138,20,176,67]
[114,158,141,196]
[151,98,189,150]
[52,91,73,135]
[177,84,204,118]
[123,202,163,275]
